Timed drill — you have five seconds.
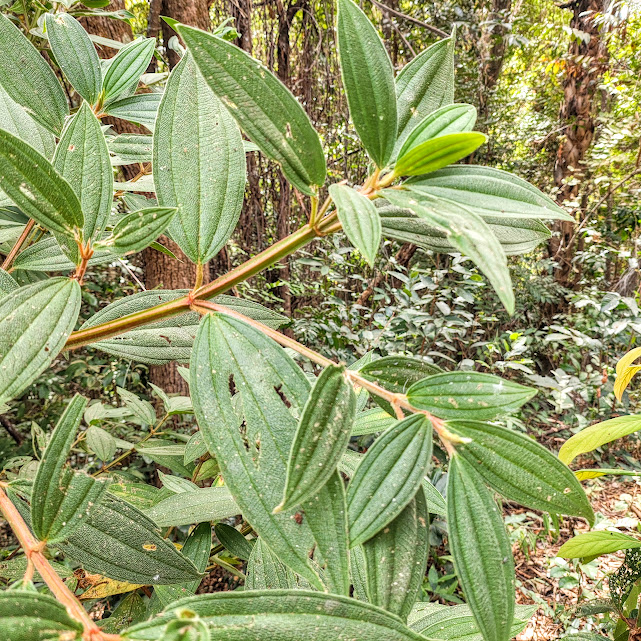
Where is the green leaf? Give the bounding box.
[117,387,156,425]
[447,455,515,641]
[108,133,153,166]
[99,592,146,634]
[351,408,396,436]
[12,237,112,273]
[158,471,198,494]
[0,590,83,640]
[214,523,253,561]
[277,364,356,512]
[54,101,113,239]
[81,290,287,365]
[0,86,55,159]
[154,522,211,608]
[363,487,429,621]
[103,93,162,130]
[246,538,308,590]
[383,189,514,313]
[31,394,109,543]
[395,34,455,150]
[123,590,429,641]
[45,13,102,104]
[191,313,330,589]
[0,278,81,406]
[406,371,535,420]
[398,103,477,159]
[408,165,572,221]
[102,37,155,105]
[408,603,536,640]
[350,544,370,602]
[558,531,641,560]
[559,415,641,465]
[447,420,594,524]
[56,494,203,585]
[329,184,381,266]
[347,414,432,547]
[103,207,178,255]
[0,129,84,235]
[154,52,246,264]
[143,486,239,527]
[359,355,441,416]
[0,13,69,134]
[0,268,18,297]
[336,0,397,168]
[176,24,326,196]
[395,132,486,177]
[86,424,117,462]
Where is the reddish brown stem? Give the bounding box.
[2,219,35,271]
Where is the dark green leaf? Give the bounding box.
[382,189,513,313]
[214,523,253,561]
[177,24,326,196]
[45,13,102,104]
[103,93,161,130]
[347,414,432,547]
[447,420,594,523]
[395,34,455,150]
[395,132,486,177]
[0,590,82,640]
[329,184,381,266]
[558,531,641,560]
[336,0,397,167]
[406,371,536,420]
[0,129,83,235]
[105,207,178,255]
[154,52,246,264]
[54,101,113,239]
[0,278,81,405]
[0,13,68,134]
[99,592,146,634]
[447,456,515,641]
[102,37,155,105]
[123,590,429,641]
[56,494,203,585]
[363,487,429,621]
[277,364,356,512]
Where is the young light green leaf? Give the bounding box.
[154,522,212,608]
[0,13,69,134]
[0,278,81,406]
[395,34,455,150]
[103,93,162,131]
[447,420,594,524]
[56,494,202,585]
[0,590,83,640]
[214,523,253,561]
[108,133,153,166]
[102,37,155,105]
[106,207,178,255]
[123,590,429,641]
[176,24,326,196]
[329,184,381,266]
[336,0,397,167]
[447,455,515,641]
[54,101,113,239]
[191,313,332,589]
[398,103,477,159]
[277,364,356,512]
[143,486,239,527]
[395,132,486,177]
[0,86,55,159]
[559,415,641,465]
[116,387,156,425]
[154,52,246,264]
[558,531,641,560]
[347,414,432,547]
[32,395,109,543]
[45,13,102,104]
[245,539,308,590]
[0,129,83,235]
[158,471,198,494]
[406,371,536,420]
[86,424,117,462]
[363,487,429,621]
[383,188,514,314]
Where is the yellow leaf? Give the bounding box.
[79,577,144,600]
[574,469,608,480]
[614,365,641,401]
[616,347,641,376]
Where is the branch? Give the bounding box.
[368,0,449,38]
[2,219,35,272]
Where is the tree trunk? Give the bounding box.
[549,0,609,288]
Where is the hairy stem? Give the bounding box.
[0,486,121,641]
